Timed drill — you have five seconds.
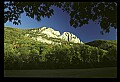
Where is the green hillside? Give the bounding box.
[85,40,117,51]
[4,27,117,70]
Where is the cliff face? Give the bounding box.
[25,26,84,44]
[60,32,81,43]
[40,27,61,38]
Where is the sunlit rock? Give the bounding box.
[60,32,81,43]
[41,27,60,38]
[25,26,84,44]
[25,34,29,37]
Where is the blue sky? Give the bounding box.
[4,6,117,43]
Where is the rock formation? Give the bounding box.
[60,32,81,43]
[25,26,84,44]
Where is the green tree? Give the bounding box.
[17,46,30,64]
[52,44,70,64]
[80,45,90,63]
[106,45,117,62]
[90,47,99,63]
[4,43,20,69]
[29,49,40,63]
[4,2,117,34]
[70,44,82,64]
[98,49,107,62]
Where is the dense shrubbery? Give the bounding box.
[4,42,117,70]
[4,27,117,70]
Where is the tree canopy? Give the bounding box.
[4,27,117,69]
[4,2,117,34]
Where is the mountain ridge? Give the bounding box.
[5,26,83,44]
[4,26,117,70]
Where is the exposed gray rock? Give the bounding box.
[60,32,81,43]
[40,27,61,38]
[25,26,84,44]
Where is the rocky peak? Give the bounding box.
[33,27,60,39]
[60,32,81,43]
[26,26,84,44]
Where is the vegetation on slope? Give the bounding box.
[4,27,117,70]
[85,40,117,51]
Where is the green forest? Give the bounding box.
[4,27,117,70]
